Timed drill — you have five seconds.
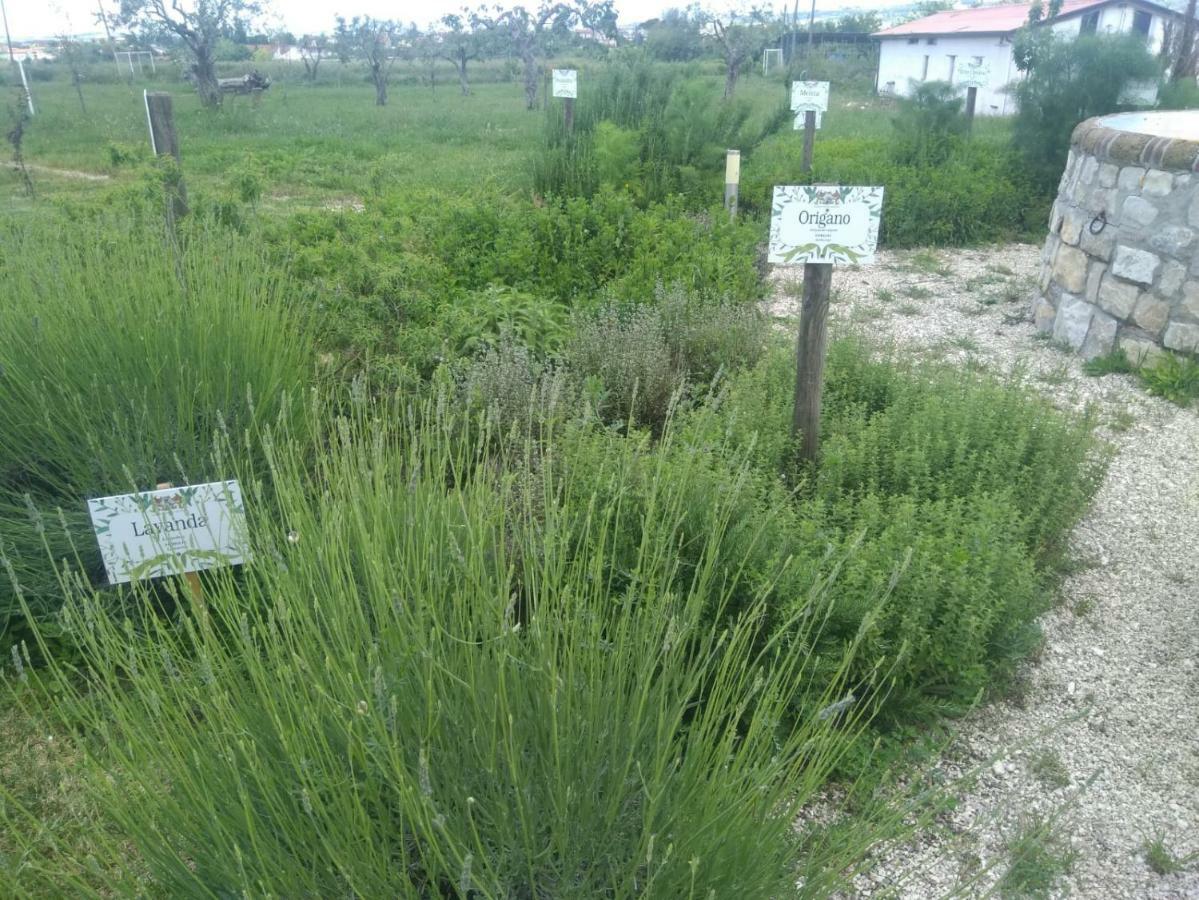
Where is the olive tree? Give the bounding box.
[334,16,400,106]
[117,0,259,108]
[440,11,491,96]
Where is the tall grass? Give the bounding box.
[7,394,886,897]
[0,216,312,649]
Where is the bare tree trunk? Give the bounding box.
[1173,0,1198,81]
[522,51,538,109]
[373,66,388,106]
[456,51,470,96]
[723,57,740,99]
[192,48,222,108]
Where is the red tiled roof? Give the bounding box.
[874,0,1120,36]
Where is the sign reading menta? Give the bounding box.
[552,69,578,99]
[790,81,829,112]
[956,59,990,89]
[768,185,884,266]
[87,481,249,585]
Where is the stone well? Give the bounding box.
[1035,111,1199,363]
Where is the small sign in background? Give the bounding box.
[790,81,830,113]
[956,60,990,89]
[87,480,249,585]
[552,69,578,99]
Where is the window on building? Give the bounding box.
[973,55,984,65]
[947,54,957,81]
[1080,10,1100,33]
[1132,9,1152,36]
[921,55,930,80]
[908,37,919,44]
[926,37,938,44]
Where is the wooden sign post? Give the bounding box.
[724,149,740,220]
[143,90,189,220]
[769,185,884,463]
[552,68,577,134]
[791,81,828,176]
[955,60,989,132]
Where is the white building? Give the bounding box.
[874,0,1183,116]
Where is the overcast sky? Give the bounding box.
[7,0,909,41]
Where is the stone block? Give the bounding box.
[1041,234,1061,267]
[1081,308,1118,359]
[1121,195,1159,228]
[1096,274,1140,319]
[1033,296,1057,332]
[1079,156,1099,186]
[1142,169,1173,197]
[1060,207,1087,245]
[1117,166,1146,191]
[1110,245,1160,285]
[1188,193,1199,229]
[1099,163,1119,188]
[1078,224,1115,261]
[1049,200,1064,234]
[1163,321,1199,352]
[1085,261,1105,303]
[1131,294,1170,335]
[1182,280,1199,319]
[1038,264,1054,293]
[1052,294,1095,351]
[1176,174,1192,191]
[1159,260,1187,296]
[1119,335,1165,367]
[1148,226,1194,260]
[1053,245,1090,293]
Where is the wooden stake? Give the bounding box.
[724,149,740,220]
[144,90,189,220]
[801,109,815,174]
[564,95,574,134]
[965,86,977,131]
[155,482,205,606]
[792,261,832,463]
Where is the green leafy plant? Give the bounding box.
[1140,352,1199,406]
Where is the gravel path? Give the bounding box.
[771,245,1199,899]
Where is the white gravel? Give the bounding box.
[771,245,1199,899]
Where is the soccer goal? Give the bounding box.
[114,50,157,78]
[762,48,784,77]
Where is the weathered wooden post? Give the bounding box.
[791,80,828,176]
[801,110,816,173]
[768,184,884,464]
[143,90,189,220]
[956,60,989,133]
[552,68,577,134]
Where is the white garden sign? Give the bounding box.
[87,480,249,584]
[768,185,884,266]
[552,69,577,99]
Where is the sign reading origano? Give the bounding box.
[768,185,884,266]
[87,480,249,585]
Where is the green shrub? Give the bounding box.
[1140,352,1199,406]
[0,217,313,651]
[742,135,1046,247]
[265,188,764,379]
[890,80,968,166]
[8,397,878,897]
[1011,33,1162,188]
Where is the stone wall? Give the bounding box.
[1034,116,1199,364]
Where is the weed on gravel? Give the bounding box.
[999,814,1078,898]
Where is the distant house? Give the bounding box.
[874,0,1183,116]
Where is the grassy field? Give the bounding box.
[4,69,801,207]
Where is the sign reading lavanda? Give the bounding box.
[768,185,884,266]
[552,69,577,99]
[790,81,829,112]
[88,481,249,585]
